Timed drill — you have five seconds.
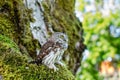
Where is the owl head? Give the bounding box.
[49,32,68,50]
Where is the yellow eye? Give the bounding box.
[60,35,64,39]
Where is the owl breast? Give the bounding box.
[42,47,61,66]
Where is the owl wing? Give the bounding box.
[37,40,55,59]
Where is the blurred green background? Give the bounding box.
[75,0,120,80]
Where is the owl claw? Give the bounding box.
[48,64,58,71]
[57,61,65,66]
[54,67,59,71]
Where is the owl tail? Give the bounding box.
[29,58,42,65]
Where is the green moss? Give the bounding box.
[0,34,20,55]
[0,15,16,40]
[1,60,75,80]
[0,0,40,58]
[0,0,80,78]
[0,35,75,80]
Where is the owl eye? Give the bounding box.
[60,35,64,39]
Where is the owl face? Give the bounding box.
[50,32,68,49]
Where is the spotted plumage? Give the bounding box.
[34,32,68,71]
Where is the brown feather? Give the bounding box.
[37,40,61,59]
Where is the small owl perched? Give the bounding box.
[34,32,68,71]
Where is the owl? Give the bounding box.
[34,32,68,71]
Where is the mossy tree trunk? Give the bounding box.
[40,0,86,74]
[0,0,85,79]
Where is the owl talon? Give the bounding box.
[48,64,58,71]
[54,67,59,71]
[57,61,65,66]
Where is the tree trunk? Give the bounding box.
[0,0,85,79]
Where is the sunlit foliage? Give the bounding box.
[75,0,120,80]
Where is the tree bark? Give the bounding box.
[0,0,85,79]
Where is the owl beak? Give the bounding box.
[63,43,68,50]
